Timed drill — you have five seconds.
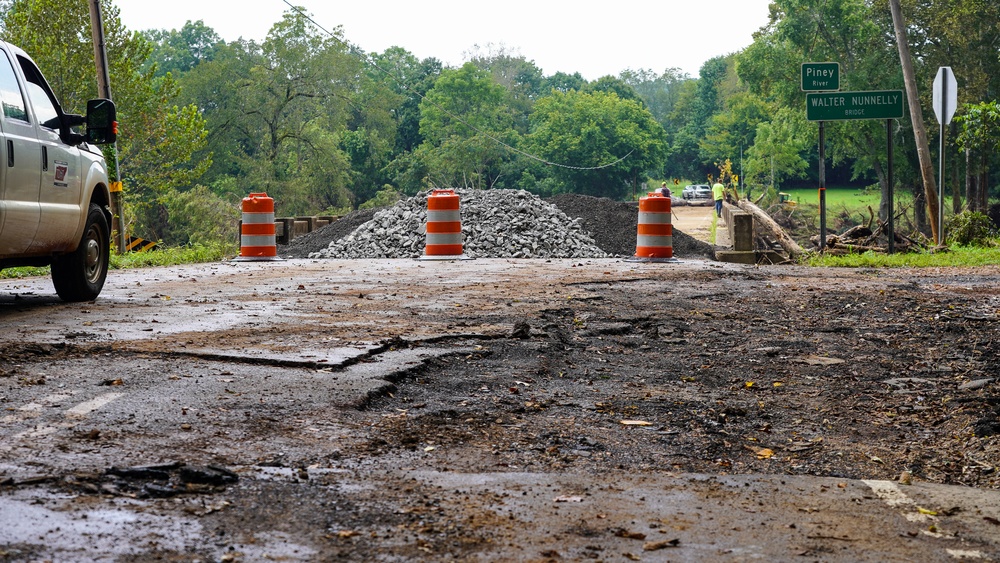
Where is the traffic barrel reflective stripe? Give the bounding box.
[240,192,278,258]
[424,189,465,256]
[634,192,673,259]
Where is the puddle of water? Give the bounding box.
[0,489,322,561]
[0,491,201,560]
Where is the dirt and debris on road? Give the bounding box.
[1,232,1000,560]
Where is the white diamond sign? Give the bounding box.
[932,67,958,125]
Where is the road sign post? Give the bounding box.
[932,67,957,245]
[806,90,903,253]
[805,89,904,253]
[802,63,840,252]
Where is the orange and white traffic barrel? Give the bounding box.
[628,192,676,262]
[420,189,470,260]
[235,192,282,261]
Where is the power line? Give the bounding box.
[279,0,634,171]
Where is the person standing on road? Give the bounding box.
[712,182,725,218]
[658,181,671,198]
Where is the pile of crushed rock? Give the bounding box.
[280,190,715,260]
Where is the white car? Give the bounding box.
[681,184,712,200]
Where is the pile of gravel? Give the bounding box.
[308,190,607,259]
[279,190,716,260]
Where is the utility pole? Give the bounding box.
[88,0,126,254]
[889,0,940,245]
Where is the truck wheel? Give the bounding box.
[51,204,110,302]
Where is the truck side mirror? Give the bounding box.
[86,99,117,145]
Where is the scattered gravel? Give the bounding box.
[279,190,715,260]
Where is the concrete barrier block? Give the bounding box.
[293,220,311,236]
[295,216,316,231]
[732,212,754,252]
[276,218,295,244]
[715,250,757,264]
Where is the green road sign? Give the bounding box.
[806,90,904,121]
[801,62,839,91]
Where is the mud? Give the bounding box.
[1,256,999,561]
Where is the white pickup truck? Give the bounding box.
[0,40,118,301]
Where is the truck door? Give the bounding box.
[0,47,41,256]
[16,54,82,252]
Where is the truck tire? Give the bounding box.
[51,203,110,302]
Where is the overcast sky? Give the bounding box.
[114,0,773,80]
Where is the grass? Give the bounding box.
[805,244,1000,268]
[0,242,237,280]
[778,186,890,209]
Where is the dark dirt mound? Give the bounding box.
[280,208,379,259]
[547,193,715,259]
[279,194,716,259]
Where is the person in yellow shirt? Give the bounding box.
[712,182,725,218]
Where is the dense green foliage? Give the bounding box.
[0,1,996,250]
[946,211,998,246]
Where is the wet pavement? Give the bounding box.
[1,258,999,561]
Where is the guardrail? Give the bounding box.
[247,215,340,245]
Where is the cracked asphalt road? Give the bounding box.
[1,258,999,562]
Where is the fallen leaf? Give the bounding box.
[643,538,680,551]
[337,530,360,538]
[756,448,775,459]
[625,553,641,561]
[917,507,938,516]
[620,420,653,426]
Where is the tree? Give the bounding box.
[417,62,521,189]
[143,20,222,77]
[620,67,690,132]
[743,107,812,191]
[955,101,1000,212]
[527,90,667,199]
[667,57,730,180]
[467,43,544,133]
[585,75,643,104]
[889,0,940,244]
[369,47,441,154]
[178,11,377,213]
[872,0,1000,215]
[700,92,770,169]
[541,71,587,94]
